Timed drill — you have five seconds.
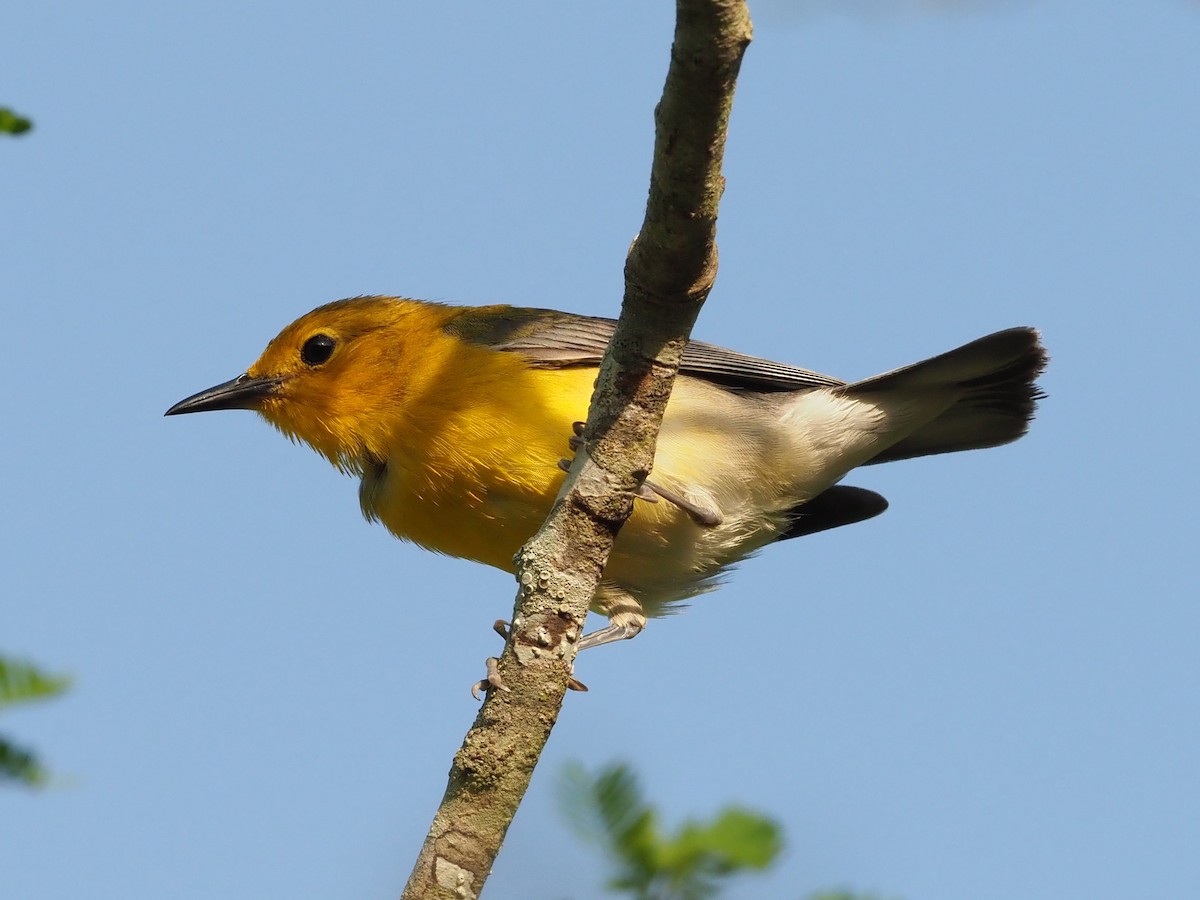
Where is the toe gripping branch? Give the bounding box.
[479,418,727,697]
[472,620,589,699]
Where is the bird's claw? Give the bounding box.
[485,619,588,693]
[471,656,511,700]
[558,422,588,471]
[634,482,660,503]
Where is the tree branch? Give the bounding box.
[401,3,752,897]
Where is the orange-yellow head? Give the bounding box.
[165,296,461,472]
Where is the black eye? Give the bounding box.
[300,334,336,366]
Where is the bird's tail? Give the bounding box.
[844,327,1048,464]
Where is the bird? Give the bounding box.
[166,296,1046,651]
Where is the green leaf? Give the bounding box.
[560,761,653,846]
[562,761,899,899]
[0,736,49,786]
[561,762,666,894]
[683,807,783,870]
[0,657,68,789]
[0,657,70,709]
[0,108,33,135]
[561,762,785,899]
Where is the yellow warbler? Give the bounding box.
[167,297,1046,649]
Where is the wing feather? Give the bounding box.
[444,306,842,393]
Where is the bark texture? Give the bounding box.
[401,3,752,897]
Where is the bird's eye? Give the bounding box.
[301,334,336,366]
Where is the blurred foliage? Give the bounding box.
[0,105,56,788]
[0,107,34,135]
[560,761,782,900]
[0,657,69,786]
[560,761,896,900]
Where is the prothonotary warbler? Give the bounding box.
[166,297,1046,650]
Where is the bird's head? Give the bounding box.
[166,296,447,471]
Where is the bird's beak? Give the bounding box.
[164,374,283,416]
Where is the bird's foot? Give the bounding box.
[577,620,643,652]
[472,619,588,698]
[470,656,510,700]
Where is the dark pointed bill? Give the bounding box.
[165,374,283,416]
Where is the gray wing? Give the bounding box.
[444,305,843,393]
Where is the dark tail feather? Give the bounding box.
[847,327,1047,465]
[779,485,889,542]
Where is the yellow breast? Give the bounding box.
[367,365,598,570]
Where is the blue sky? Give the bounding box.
[4,2,1197,898]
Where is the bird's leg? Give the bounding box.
[577,620,643,652]
[639,480,723,527]
[473,619,588,697]
[561,422,723,528]
[578,594,647,652]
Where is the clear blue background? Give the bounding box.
[4,2,1197,898]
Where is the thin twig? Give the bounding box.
[400,4,752,897]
